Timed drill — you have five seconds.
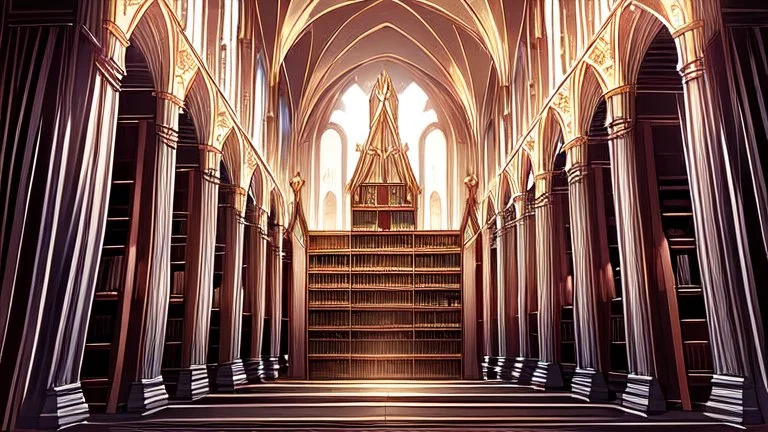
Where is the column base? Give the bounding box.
[244,358,265,383]
[705,374,762,424]
[482,356,499,380]
[127,376,169,412]
[215,359,248,392]
[262,357,280,381]
[532,361,564,390]
[509,357,537,384]
[175,364,210,400]
[279,354,290,376]
[498,357,516,381]
[622,374,665,414]
[571,368,610,401]
[35,382,90,429]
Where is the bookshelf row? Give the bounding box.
[308,310,461,328]
[308,358,461,379]
[308,290,462,307]
[352,184,412,207]
[309,341,462,356]
[307,273,461,289]
[307,254,461,271]
[352,210,415,232]
[309,233,462,251]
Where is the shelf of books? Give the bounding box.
[306,229,463,379]
[351,184,416,232]
[655,154,713,403]
[161,164,193,396]
[80,118,148,412]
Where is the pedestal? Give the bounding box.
[532,361,564,390]
[571,368,610,401]
[706,375,762,424]
[262,356,280,380]
[215,359,247,392]
[244,358,265,383]
[175,364,209,400]
[509,357,537,384]
[127,376,168,412]
[622,374,665,414]
[36,382,90,429]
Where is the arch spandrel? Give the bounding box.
[174,36,201,103]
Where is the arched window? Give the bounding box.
[253,57,267,154]
[322,192,338,230]
[399,82,437,181]
[429,192,442,230]
[319,129,343,229]
[186,0,204,52]
[330,84,369,181]
[424,129,447,230]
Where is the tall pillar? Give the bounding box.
[532,175,564,389]
[215,188,248,391]
[494,214,510,378]
[605,86,665,413]
[481,224,497,379]
[565,137,609,401]
[510,195,537,383]
[676,23,761,424]
[177,150,219,400]
[499,210,519,380]
[13,23,125,429]
[244,209,269,382]
[126,93,181,412]
[263,226,284,380]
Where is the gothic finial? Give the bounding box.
[290,171,305,201]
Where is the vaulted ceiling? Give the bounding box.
[251,0,525,153]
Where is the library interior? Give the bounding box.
[1,0,768,430]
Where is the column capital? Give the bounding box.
[672,20,706,83]
[604,85,635,139]
[564,136,588,174]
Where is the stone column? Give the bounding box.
[481,225,497,379]
[215,188,247,391]
[565,138,609,401]
[127,93,181,412]
[264,226,284,380]
[494,214,511,378]
[510,195,537,383]
[605,86,665,413]
[500,212,519,380]
[177,149,220,399]
[244,209,269,382]
[676,23,761,424]
[16,29,125,429]
[532,175,564,389]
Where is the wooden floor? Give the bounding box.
[70,380,744,431]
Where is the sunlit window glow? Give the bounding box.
[424,129,447,230]
[319,129,343,229]
[330,84,370,180]
[399,82,437,181]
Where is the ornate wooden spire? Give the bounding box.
[347,71,419,199]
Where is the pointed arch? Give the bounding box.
[130,1,175,95]
[221,131,242,190]
[574,62,609,136]
[538,108,567,174]
[616,3,667,87]
[498,171,513,212]
[184,72,215,145]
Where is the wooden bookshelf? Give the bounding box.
[81,116,149,412]
[601,169,630,379]
[307,230,463,379]
[651,125,713,403]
